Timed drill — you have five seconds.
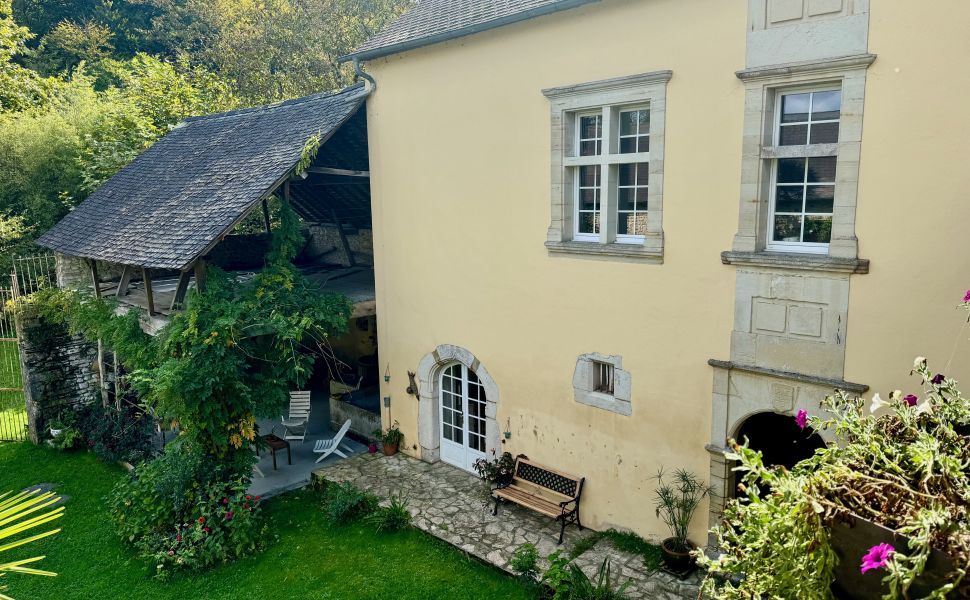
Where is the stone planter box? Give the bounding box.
[830,514,957,599]
[329,396,380,443]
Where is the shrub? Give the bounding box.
[143,479,264,579]
[364,494,411,532]
[76,401,155,464]
[108,442,213,545]
[542,552,631,600]
[321,481,379,524]
[510,543,540,581]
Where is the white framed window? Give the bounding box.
[766,87,841,253]
[544,71,671,262]
[592,360,615,394]
[566,104,651,245]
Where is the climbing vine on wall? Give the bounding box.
[22,203,352,474]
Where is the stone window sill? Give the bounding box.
[720,251,868,274]
[574,389,632,416]
[546,241,663,263]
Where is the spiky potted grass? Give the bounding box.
[0,488,64,599]
[653,468,712,573]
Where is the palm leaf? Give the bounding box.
[0,488,63,599]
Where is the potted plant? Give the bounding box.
[653,468,711,573]
[374,421,403,456]
[48,413,68,438]
[473,451,516,488]
[698,354,970,598]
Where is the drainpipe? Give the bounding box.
[353,58,376,95]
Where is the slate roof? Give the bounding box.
[343,0,599,61]
[37,84,368,270]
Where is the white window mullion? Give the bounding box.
[600,106,617,244]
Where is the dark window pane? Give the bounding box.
[620,137,636,153]
[579,189,598,211]
[775,186,804,212]
[618,212,646,236]
[636,162,649,180]
[618,188,636,211]
[638,135,650,152]
[807,156,837,182]
[803,216,832,243]
[580,140,598,156]
[811,90,841,120]
[578,213,599,234]
[805,186,835,213]
[579,165,599,187]
[618,189,636,211]
[777,158,806,183]
[580,115,601,139]
[773,215,803,242]
[810,122,840,144]
[779,124,808,146]
[618,164,637,186]
[620,111,638,135]
[617,212,631,235]
[781,93,810,123]
[636,187,648,208]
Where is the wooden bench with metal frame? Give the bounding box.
[491,457,585,544]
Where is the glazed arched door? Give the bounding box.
[439,362,488,472]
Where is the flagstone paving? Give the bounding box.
[314,453,703,600]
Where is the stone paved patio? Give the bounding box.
[314,453,704,599]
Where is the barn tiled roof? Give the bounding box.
[37,84,368,270]
[343,0,599,61]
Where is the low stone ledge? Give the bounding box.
[546,241,663,264]
[708,359,869,394]
[720,251,869,274]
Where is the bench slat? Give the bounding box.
[494,485,562,518]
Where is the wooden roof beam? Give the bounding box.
[305,167,370,178]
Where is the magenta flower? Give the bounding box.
[860,543,894,574]
[904,394,918,407]
[795,409,808,430]
[963,289,970,303]
[931,373,946,385]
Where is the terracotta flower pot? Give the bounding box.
[661,537,696,572]
[382,443,399,456]
[829,514,958,599]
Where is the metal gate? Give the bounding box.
[0,254,57,441]
[0,286,27,441]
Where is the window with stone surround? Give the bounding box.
[572,353,630,416]
[768,87,841,252]
[544,71,671,262]
[724,54,875,268]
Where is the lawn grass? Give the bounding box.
[0,443,531,600]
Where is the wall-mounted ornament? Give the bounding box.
[407,370,420,399]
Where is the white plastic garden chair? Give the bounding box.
[313,419,353,463]
[281,390,311,444]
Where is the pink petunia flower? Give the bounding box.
[860,543,894,574]
[904,394,918,407]
[795,409,808,430]
[963,289,970,303]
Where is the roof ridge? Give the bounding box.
[180,82,366,126]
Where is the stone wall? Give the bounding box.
[17,314,103,442]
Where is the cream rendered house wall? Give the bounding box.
[845,2,970,389]
[363,0,970,545]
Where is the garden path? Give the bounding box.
[314,453,703,600]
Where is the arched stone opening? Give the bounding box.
[729,411,826,498]
[415,344,500,469]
